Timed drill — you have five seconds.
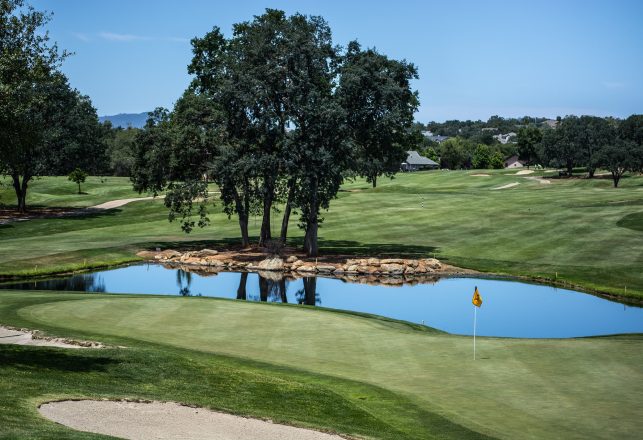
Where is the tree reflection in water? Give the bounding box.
[176,269,192,296]
[295,277,321,306]
[258,274,289,303]
[0,273,106,292]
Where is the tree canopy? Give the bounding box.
[132,9,420,256]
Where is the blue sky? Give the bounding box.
[32,0,643,121]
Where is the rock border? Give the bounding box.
[137,249,476,286]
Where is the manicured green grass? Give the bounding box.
[1,170,642,299]
[0,291,492,440]
[0,176,141,208]
[1,291,641,439]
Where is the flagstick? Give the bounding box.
[473,305,477,360]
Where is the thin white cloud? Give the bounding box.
[71,32,91,42]
[98,32,188,43]
[99,32,151,42]
[603,81,625,89]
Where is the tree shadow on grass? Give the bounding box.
[0,345,118,372]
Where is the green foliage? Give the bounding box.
[438,137,473,169]
[338,41,419,187]
[67,167,88,194]
[104,125,139,176]
[0,0,101,210]
[597,140,638,187]
[472,144,492,169]
[516,126,543,166]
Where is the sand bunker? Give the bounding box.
[522,176,551,184]
[470,173,491,177]
[491,182,520,190]
[0,325,101,349]
[515,170,534,175]
[39,400,345,440]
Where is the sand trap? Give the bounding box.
[90,197,159,210]
[491,182,520,190]
[0,325,101,349]
[39,400,345,440]
[470,173,491,177]
[515,170,534,175]
[522,176,551,184]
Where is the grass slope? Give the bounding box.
[1,291,641,439]
[1,170,642,298]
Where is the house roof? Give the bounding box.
[405,151,439,166]
[428,134,449,142]
[504,155,524,164]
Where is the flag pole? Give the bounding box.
[473,305,477,360]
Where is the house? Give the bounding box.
[401,151,439,171]
[421,130,449,143]
[504,155,525,168]
[542,119,559,129]
[493,132,517,144]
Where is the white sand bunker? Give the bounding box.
[515,170,534,175]
[522,176,551,184]
[39,400,345,440]
[491,182,520,190]
[0,325,101,349]
[470,173,491,177]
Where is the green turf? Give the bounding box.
[1,291,641,439]
[0,291,492,440]
[1,170,642,299]
[0,176,141,208]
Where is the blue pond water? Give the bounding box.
[4,264,642,338]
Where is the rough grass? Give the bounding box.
[1,170,642,298]
[1,291,641,439]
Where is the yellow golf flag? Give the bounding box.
[472,286,482,307]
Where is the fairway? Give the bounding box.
[5,291,642,440]
[1,170,642,300]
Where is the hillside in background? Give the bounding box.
[99,112,149,128]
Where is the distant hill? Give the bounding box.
[99,112,149,129]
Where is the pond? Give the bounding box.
[3,264,642,338]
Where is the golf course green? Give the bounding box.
[1,170,642,439]
[1,290,642,439]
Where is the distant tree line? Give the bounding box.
[415,115,643,187]
[130,9,419,256]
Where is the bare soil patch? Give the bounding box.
[39,400,346,440]
[515,170,534,175]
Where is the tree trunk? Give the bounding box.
[303,180,319,257]
[78,182,81,194]
[238,215,250,248]
[372,175,377,188]
[612,171,621,188]
[259,178,275,247]
[304,220,318,257]
[566,160,573,176]
[12,174,29,213]
[588,167,595,178]
[280,179,295,243]
[233,188,250,248]
[236,272,248,300]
